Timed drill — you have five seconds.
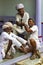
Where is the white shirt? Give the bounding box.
[28,25,40,49]
[0,32,17,57]
[0,31,27,48]
[16,12,29,32]
[29,25,39,41]
[0,32,13,45]
[0,32,20,45]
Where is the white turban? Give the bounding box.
[5,22,13,28]
[16,3,24,10]
[2,24,10,29]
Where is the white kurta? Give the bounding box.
[0,31,27,56]
[28,25,41,49]
[15,12,29,33]
[1,32,27,47]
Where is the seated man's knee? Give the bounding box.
[30,39,36,47]
[30,39,35,43]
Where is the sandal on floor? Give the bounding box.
[4,55,13,59]
[36,50,41,58]
[30,54,37,60]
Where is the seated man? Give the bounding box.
[23,18,41,59]
[0,40,3,62]
[15,3,29,40]
[1,22,28,59]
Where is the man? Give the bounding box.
[23,18,41,59]
[1,22,28,59]
[0,38,3,62]
[14,3,29,39]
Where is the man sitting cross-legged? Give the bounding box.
[1,22,29,59]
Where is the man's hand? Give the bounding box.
[5,40,12,55]
[21,22,25,26]
[16,21,22,26]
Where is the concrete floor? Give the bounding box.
[0,36,43,65]
[11,53,43,65]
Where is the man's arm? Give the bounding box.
[16,21,22,26]
[5,40,12,55]
[24,24,33,33]
[16,21,24,29]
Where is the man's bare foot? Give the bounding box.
[30,53,37,60]
[36,50,41,58]
[4,55,13,59]
[23,48,28,54]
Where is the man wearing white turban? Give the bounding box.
[15,3,29,39]
[1,22,29,59]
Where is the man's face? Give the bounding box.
[5,27,12,33]
[18,8,24,15]
[28,20,34,27]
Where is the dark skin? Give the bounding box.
[5,40,12,55]
[23,19,39,57]
[18,8,24,17]
[5,20,40,59]
[3,28,13,58]
[23,19,34,33]
[16,8,24,26]
[4,27,28,58]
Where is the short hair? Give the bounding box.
[28,18,36,24]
